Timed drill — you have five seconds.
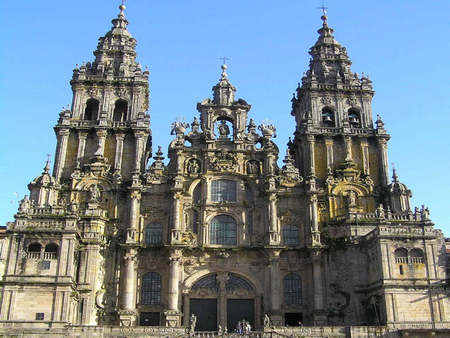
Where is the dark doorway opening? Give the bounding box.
[285,312,303,326]
[140,312,160,326]
[227,299,254,333]
[190,298,217,331]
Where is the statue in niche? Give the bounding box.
[247,160,259,175]
[346,190,357,207]
[88,184,101,203]
[187,159,201,174]
[218,120,230,137]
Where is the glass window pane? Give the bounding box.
[145,224,162,245]
[211,180,236,202]
[283,225,299,246]
[141,272,161,305]
[284,273,301,305]
[210,215,236,245]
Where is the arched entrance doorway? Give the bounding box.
[187,272,259,332]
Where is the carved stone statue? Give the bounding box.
[18,195,31,213]
[189,313,197,333]
[187,159,200,174]
[264,314,271,328]
[347,190,357,207]
[88,184,101,203]
[218,120,230,137]
[247,160,259,175]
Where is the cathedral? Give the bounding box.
[0,3,449,337]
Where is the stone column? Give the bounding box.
[134,131,145,173]
[360,138,370,175]
[344,136,353,162]
[94,129,107,157]
[114,133,125,173]
[127,190,141,243]
[269,250,282,325]
[171,193,181,244]
[324,137,334,170]
[165,250,183,327]
[309,195,320,245]
[217,272,229,329]
[311,250,326,324]
[119,248,137,326]
[268,194,279,245]
[377,138,389,186]
[306,135,316,176]
[76,131,88,164]
[53,128,70,181]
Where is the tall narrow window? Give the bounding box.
[394,248,408,264]
[113,99,128,122]
[348,108,360,127]
[44,243,59,259]
[284,273,302,305]
[282,225,299,246]
[141,272,161,305]
[321,107,335,127]
[145,224,163,245]
[192,210,199,233]
[84,98,99,121]
[193,183,202,204]
[210,215,237,245]
[211,180,236,202]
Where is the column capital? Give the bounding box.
[115,132,126,140]
[57,128,70,137]
[306,134,315,143]
[96,129,108,138]
[130,190,141,200]
[78,131,88,139]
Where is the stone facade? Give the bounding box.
[0,5,449,337]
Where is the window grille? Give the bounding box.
[145,224,163,245]
[210,215,237,245]
[226,274,252,291]
[284,273,302,305]
[141,272,161,305]
[192,274,218,290]
[35,313,45,320]
[211,180,236,202]
[283,225,299,246]
[40,261,51,270]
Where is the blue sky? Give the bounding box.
[1,1,449,236]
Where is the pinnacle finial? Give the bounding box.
[221,64,228,79]
[392,163,399,183]
[318,3,328,26]
[119,0,126,17]
[44,154,51,173]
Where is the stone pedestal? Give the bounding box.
[118,309,137,327]
[164,310,182,327]
[269,311,283,326]
[312,310,327,325]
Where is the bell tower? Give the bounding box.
[53,3,151,184]
[290,12,391,246]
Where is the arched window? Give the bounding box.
[145,224,163,245]
[394,248,408,264]
[84,98,99,121]
[27,242,41,259]
[192,274,218,290]
[210,215,237,245]
[321,107,335,127]
[141,272,161,305]
[226,274,253,291]
[284,273,302,305]
[191,209,199,233]
[211,180,236,202]
[409,248,424,264]
[282,225,299,246]
[44,243,59,259]
[348,108,360,127]
[113,99,128,122]
[193,183,202,204]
